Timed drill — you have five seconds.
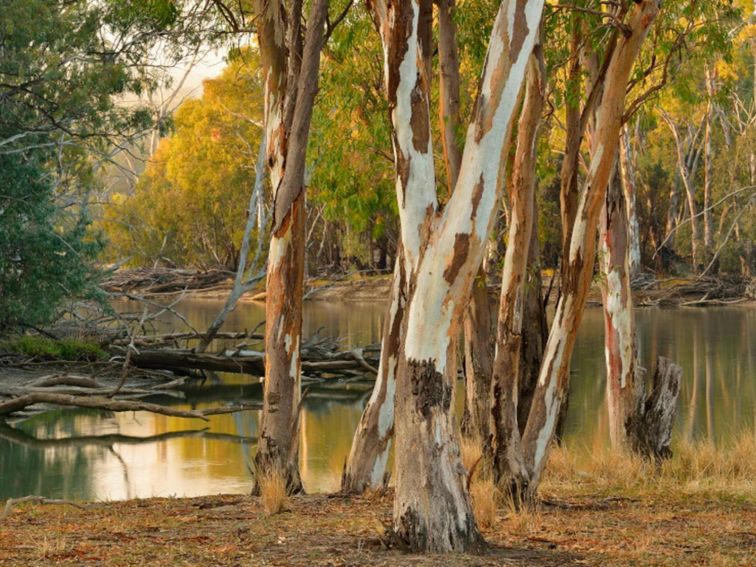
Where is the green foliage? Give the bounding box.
[0,0,193,333]
[308,8,396,263]
[0,336,106,361]
[102,49,264,269]
[0,156,103,332]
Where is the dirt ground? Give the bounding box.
[1,490,753,566]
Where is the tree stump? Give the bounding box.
[629,356,682,461]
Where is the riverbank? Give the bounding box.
[102,268,755,306]
[1,441,753,566]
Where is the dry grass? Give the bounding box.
[459,437,483,474]
[542,430,756,501]
[258,466,288,516]
[459,438,498,528]
[470,477,497,529]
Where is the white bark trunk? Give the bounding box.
[372,0,545,551]
[520,0,660,491]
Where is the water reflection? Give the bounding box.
[0,302,753,501]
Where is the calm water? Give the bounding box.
[0,300,753,501]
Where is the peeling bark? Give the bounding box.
[435,0,493,448]
[255,0,329,493]
[627,356,682,461]
[559,16,582,254]
[520,0,660,493]
[600,162,644,449]
[341,256,404,493]
[371,0,545,551]
[490,44,545,490]
[619,125,642,277]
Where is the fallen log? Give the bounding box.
[123,346,380,377]
[111,331,265,347]
[102,268,233,295]
[0,392,260,421]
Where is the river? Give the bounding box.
[0,301,753,500]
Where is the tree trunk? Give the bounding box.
[371,0,545,551]
[255,0,329,493]
[436,0,495,448]
[520,0,660,494]
[600,161,644,450]
[517,196,548,432]
[490,44,545,490]
[341,256,404,493]
[559,16,582,255]
[619,124,642,277]
[461,273,494,446]
[703,67,715,266]
[627,356,682,460]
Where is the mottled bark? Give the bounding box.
[520,0,660,493]
[600,162,643,449]
[619,125,642,277]
[461,274,494,446]
[341,256,404,493]
[627,356,682,461]
[255,0,329,493]
[436,0,494,447]
[490,45,545,490]
[372,0,545,551]
[258,194,306,492]
[559,17,582,254]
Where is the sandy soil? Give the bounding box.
[0,490,753,566]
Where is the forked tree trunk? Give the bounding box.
[520,0,660,494]
[600,162,644,449]
[490,44,545,490]
[371,0,544,551]
[341,256,404,493]
[255,0,329,493]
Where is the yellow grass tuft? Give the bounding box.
[542,430,756,499]
[258,466,288,516]
[459,437,498,528]
[470,477,497,529]
[460,437,483,474]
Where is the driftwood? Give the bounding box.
[111,330,265,347]
[0,392,260,421]
[101,268,233,295]
[629,356,682,460]
[120,341,380,377]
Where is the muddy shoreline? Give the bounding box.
[103,269,755,307]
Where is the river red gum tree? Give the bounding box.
[520,0,660,491]
[490,40,545,489]
[254,0,329,493]
[369,0,545,551]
